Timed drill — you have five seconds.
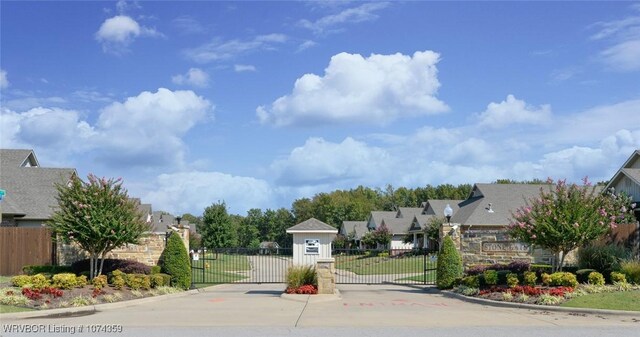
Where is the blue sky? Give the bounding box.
[1,1,640,215]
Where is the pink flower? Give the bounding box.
[531,234,537,239]
[573,222,579,228]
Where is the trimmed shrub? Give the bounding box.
[575,269,597,284]
[92,275,108,289]
[29,274,51,290]
[160,232,191,290]
[110,270,126,290]
[76,275,88,287]
[22,265,74,275]
[71,258,151,276]
[51,273,79,289]
[577,244,630,277]
[286,265,317,289]
[610,271,627,284]
[541,273,552,286]
[588,271,605,286]
[125,274,151,290]
[507,260,530,274]
[461,275,480,288]
[506,273,519,288]
[150,266,162,274]
[483,270,498,286]
[530,264,553,277]
[496,270,511,285]
[11,275,32,287]
[436,236,462,289]
[549,272,578,287]
[523,271,537,286]
[620,259,640,284]
[150,274,167,288]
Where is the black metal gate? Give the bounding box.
[333,248,438,285]
[191,247,437,285]
[191,247,292,284]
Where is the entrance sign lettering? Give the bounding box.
[305,239,319,255]
[482,241,529,253]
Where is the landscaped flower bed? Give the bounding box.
[452,261,640,307]
[0,271,183,310]
[285,265,318,295]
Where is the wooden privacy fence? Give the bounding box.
[0,227,54,275]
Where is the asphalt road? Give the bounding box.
[2,283,639,337]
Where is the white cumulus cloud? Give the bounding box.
[172,68,210,87]
[257,50,449,127]
[95,15,162,54]
[477,95,552,128]
[1,88,212,170]
[271,137,392,187]
[144,171,273,215]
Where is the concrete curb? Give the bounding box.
[442,290,640,317]
[1,289,200,320]
[280,289,342,303]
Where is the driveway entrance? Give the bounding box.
[192,247,438,285]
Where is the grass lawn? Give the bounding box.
[0,304,33,314]
[335,254,436,275]
[561,290,640,312]
[395,270,437,283]
[191,254,250,284]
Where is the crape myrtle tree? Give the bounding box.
[361,223,392,249]
[507,178,635,272]
[48,174,151,279]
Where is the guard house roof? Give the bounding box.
[287,218,338,233]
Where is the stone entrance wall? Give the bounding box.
[440,224,555,266]
[57,228,189,267]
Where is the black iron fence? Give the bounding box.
[191,247,437,285]
[333,248,438,285]
[191,247,292,284]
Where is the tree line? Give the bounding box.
[187,183,474,249]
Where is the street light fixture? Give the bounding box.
[444,204,453,224]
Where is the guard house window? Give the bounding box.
[305,239,319,255]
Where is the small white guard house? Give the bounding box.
[286,218,338,266]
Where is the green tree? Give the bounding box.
[201,201,237,248]
[436,236,463,289]
[507,178,635,271]
[181,213,202,232]
[161,232,191,289]
[48,174,151,278]
[239,208,262,247]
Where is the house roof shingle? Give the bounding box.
[450,184,549,226]
[287,218,337,232]
[1,149,76,220]
[340,220,367,239]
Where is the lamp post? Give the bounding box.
[176,216,182,227]
[444,204,453,224]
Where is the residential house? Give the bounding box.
[0,149,76,227]
[606,149,640,221]
[605,149,640,252]
[407,199,462,249]
[338,220,367,248]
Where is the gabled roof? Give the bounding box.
[0,149,39,168]
[423,199,462,217]
[367,211,397,229]
[380,217,412,235]
[287,218,337,233]
[396,207,424,219]
[451,184,548,226]
[340,220,367,239]
[605,150,640,202]
[408,214,431,232]
[0,149,76,220]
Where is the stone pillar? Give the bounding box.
[439,223,461,251]
[174,226,190,252]
[316,258,336,295]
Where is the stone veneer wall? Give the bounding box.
[440,224,556,266]
[57,228,189,267]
